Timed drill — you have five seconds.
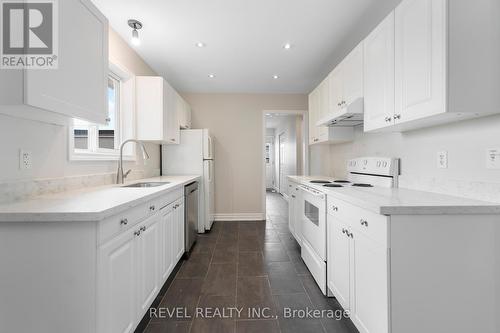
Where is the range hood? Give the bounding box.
[316,98,364,127]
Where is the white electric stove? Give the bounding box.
[299,157,399,295]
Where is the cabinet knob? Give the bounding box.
[120,218,128,225]
[134,230,141,237]
[150,205,155,211]
[332,206,338,212]
[394,114,401,120]
[385,116,392,122]
[360,219,368,227]
[140,226,146,232]
[291,195,296,198]
[342,228,346,234]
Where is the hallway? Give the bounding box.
[143,192,358,333]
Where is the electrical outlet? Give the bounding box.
[486,148,500,169]
[19,150,32,170]
[437,151,448,169]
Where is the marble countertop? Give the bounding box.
[0,175,200,222]
[288,175,500,215]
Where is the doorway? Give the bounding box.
[262,110,308,209]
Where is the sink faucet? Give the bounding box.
[117,139,150,184]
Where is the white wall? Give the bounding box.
[320,115,500,203]
[0,28,160,185]
[183,93,308,219]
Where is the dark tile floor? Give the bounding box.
[142,192,358,333]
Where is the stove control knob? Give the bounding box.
[376,161,381,167]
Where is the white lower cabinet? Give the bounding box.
[136,215,161,317]
[98,228,137,333]
[98,194,185,333]
[327,198,389,333]
[288,181,302,245]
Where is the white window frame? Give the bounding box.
[69,63,136,161]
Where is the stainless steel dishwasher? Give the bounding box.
[184,182,198,253]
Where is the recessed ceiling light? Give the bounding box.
[283,43,292,50]
[273,75,279,79]
[196,42,206,48]
[208,74,215,78]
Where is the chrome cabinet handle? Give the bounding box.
[291,195,296,198]
[140,226,146,232]
[360,219,368,227]
[331,206,338,212]
[134,230,141,236]
[394,114,401,120]
[385,116,392,122]
[120,218,128,225]
[342,228,346,234]
[150,205,155,211]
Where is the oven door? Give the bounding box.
[299,185,326,260]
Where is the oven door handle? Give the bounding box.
[298,185,324,198]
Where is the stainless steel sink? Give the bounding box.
[122,182,170,188]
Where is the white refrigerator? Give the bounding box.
[162,129,215,233]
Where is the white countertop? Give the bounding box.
[288,175,500,215]
[0,175,200,222]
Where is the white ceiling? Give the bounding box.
[92,0,400,94]
[265,114,296,129]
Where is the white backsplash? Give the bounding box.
[0,169,159,204]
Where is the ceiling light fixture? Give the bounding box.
[128,19,143,46]
[273,75,279,79]
[283,43,292,50]
[196,42,206,48]
[208,74,216,78]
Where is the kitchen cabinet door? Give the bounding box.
[136,215,161,318]
[98,228,136,333]
[352,232,389,333]
[160,205,175,282]
[136,77,180,144]
[308,89,320,144]
[318,78,331,121]
[329,67,343,115]
[395,0,447,124]
[5,0,109,124]
[175,200,185,261]
[364,11,395,132]
[327,217,351,310]
[288,186,296,237]
[342,43,364,106]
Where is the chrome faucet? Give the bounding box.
[116,139,150,184]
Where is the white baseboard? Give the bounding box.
[214,213,266,221]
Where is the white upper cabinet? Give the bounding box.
[340,43,364,106]
[136,76,180,144]
[395,0,446,126]
[0,0,108,125]
[363,12,395,132]
[176,93,192,129]
[391,0,500,131]
[308,80,354,145]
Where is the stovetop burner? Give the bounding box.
[323,184,344,188]
[310,180,332,184]
[334,180,351,184]
[351,183,374,188]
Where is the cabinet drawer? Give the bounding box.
[99,189,184,245]
[327,196,388,246]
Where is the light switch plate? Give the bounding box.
[486,148,500,169]
[437,151,448,169]
[19,150,32,170]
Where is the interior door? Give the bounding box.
[278,132,286,194]
[328,216,351,311]
[363,11,395,132]
[98,229,136,333]
[265,139,275,189]
[395,0,447,123]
